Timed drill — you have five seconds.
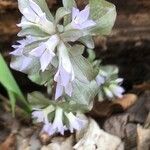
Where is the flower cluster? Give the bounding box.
[32,106,86,135]
[96,66,124,101]
[10,0,96,100]
[10,0,120,136]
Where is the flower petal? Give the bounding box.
[78,5,90,23]
[55,83,64,100]
[72,7,80,20]
[40,49,55,72]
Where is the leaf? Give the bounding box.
[60,30,84,42]
[62,0,76,10]
[28,69,54,85]
[69,47,96,82]
[79,36,95,49]
[89,0,116,36]
[0,54,30,113]
[18,0,54,21]
[10,55,40,75]
[55,7,70,24]
[62,0,77,26]
[18,26,50,37]
[66,79,99,105]
[69,44,85,56]
[28,92,51,109]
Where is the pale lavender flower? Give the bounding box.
[10,36,36,56]
[65,112,86,133]
[32,109,49,124]
[29,34,60,72]
[109,84,124,98]
[51,107,67,135]
[42,123,55,135]
[96,75,105,86]
[18,0,55,34]
[10,36,37,72]
[71,5,96,30]
[54,42,75,99]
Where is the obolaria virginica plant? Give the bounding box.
[10,0,124,135]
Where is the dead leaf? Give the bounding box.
[0,133,16,150]
[114,94,138,110]
[134,82,150,91]
[39,132,53,145]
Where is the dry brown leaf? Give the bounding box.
[39,132,53,145]
[114,94,138,110]
[0,133,16,150]
[134,82,150,91]
[89,94,137,118]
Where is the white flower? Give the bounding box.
[54,42,75,100]
[71,5,96,30]
[65,112,86,133]
[29,34,60,72]
[109,84,124,98]
[18,0,55,34]
[51,107,67,135]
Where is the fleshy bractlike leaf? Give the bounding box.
[60,29,84,42]
[89,0,116,35]
[62,0,77,26]
[55,7,70,24]
[79,36,95,49]
[69,45,96,83]
[66,79,99,106]
[18,26,50,37]
[28,92,89,113]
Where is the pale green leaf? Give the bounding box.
[60,30,84,42]
[18,26,49,37]
[62,0,77,25]
[89,0,117,35]
[70,51,96,82]
[66,79,99,105]
[55,7,70,24]
[79,36,95,49]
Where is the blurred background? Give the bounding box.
[0,0,150,93]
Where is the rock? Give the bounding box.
[41,136,74,150]
[137,124,150,150]
[74,118,124,150]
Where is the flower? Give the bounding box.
[10,36,36,56]
[18,0,55,34]
[51,107,67,135]
[32,109,49,124]
[29,34,60,72]
[96,75,105,86]
[71,5,96,30]
[109,84,124,98]
[10,36,38,72]
[42,123,54,135]
[54,42,75,99]
[65,112,86,133]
